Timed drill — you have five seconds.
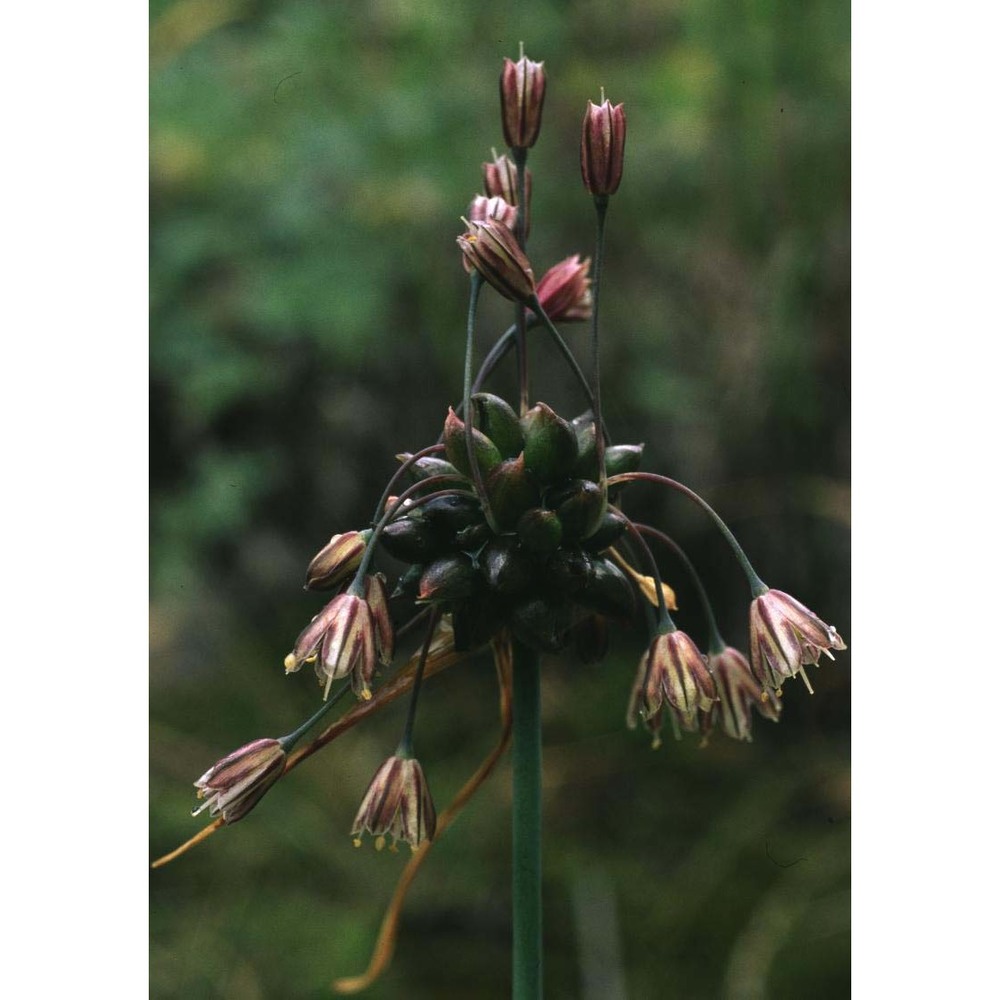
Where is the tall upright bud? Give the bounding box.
[457,219,536,303]
[500,49,546,150]
[581,97,627,197]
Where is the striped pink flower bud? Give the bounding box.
[534,255,592,322]
[457,219,536,303]
[581,98,626,196]
[707,647,781,742]
[500,51,546,149]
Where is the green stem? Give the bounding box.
[606,471,769,597]
[396,608,440,758]
[529,296,599,417]
[636,523,726,654]
[608,502,675,633]
[513,147,529,416]
[463,272,498,530]
[278,680,352,751]
[511,638,542,1000]
[590,195,609,485]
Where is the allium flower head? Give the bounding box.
[534,255,592,323]
[192,738,286,824]
[457,219,536,303]
[627,630,716,746]
[351,755,436,852]
[284,591,377,700]
[749,589,846,694]
[500,51,546,149]
[708,647,781,742]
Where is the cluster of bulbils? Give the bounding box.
[187,48,846,857]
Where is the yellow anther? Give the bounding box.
[283,653,298,673]
[375,836,386,852]
[353,838,362,848]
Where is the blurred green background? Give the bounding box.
[150,1,849,997]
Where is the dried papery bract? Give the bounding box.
[581,98,627,196]
[749,589,846,695]
[192,738,286,824]
[352,755,437,852]
[708,647,780,742]
[500,51,546,149]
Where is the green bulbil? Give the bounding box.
[396,453,463,484]
[547,546,594,596]
[473,393,524,459]
[516,507,563,556]
[481,537,534,595]
[604,443,644,477]
[443,407,503,479]
[485,454,539,529]
[582,508,629,552]
[576,556,635,618]
[378,516,442,563]
[509,597,575,653]
[521,402,579,482]
[551,478,606,539]
[417,552,479,603]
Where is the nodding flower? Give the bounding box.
[192,738,286,824]
[351,755,437,852]
[707,647,781,742]
[748,589,846,695]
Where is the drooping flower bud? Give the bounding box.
[351,755,436,851]
[192,738,286,824]
[364,573,394,666]
[500,50,546,149]
[304,530,370,591]
[468,194,518,230]
[581,97,626,196]
[457,219,536,303]
[534,255,592,323]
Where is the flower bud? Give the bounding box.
[457,220,536,303]
[483,152,532,237]
[304,530,370,591]
[581,98,626,196]
[534,255,592,323]
[500,51,546,149]
[364,573,394,666]
[468,194,518,231]
[396,453,461,484]
[193,738,286,825]
[352,755,436,851]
